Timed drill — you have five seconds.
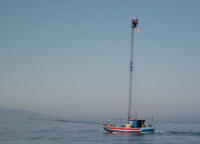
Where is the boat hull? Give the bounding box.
[104,126,154,133]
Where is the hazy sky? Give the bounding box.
[0,0,200,120]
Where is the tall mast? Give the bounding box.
[128,19,138,121]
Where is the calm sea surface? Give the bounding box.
[1,110,200,144]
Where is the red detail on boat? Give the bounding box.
[129,117,137,120]
[105,126,141,131]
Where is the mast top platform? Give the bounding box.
[132,18,138,28]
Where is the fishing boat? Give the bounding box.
[103,19,155,133]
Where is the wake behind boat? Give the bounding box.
[103,19,155,134]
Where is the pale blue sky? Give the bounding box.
[0,0,200,120]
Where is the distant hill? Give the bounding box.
[0,108,43,120]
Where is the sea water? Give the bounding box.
[1,110,200,144]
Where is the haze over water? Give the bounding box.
[1,0,200,122]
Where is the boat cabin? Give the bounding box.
[127,119,148,128]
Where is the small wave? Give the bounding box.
[155,130,200,136]
[167,131,200,136]
[55,119,100,125]
[155,130,169,134]
[26,137,42,140]
[29,117,100,125]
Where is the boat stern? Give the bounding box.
[141,126,155,132]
